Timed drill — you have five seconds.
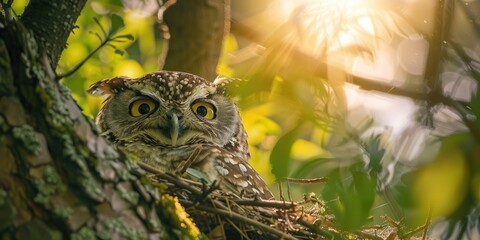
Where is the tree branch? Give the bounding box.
[424,0,454,92]
[162,0,229,80]
[230,20,431,102]
[21,0,87,69]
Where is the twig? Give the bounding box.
[286,179,292,202]
[225,218,251,240]
[422,207,433,240]
[381,215,400,228]
[278,181,285,202]
[196,179,221,202]
[233,199,297,209]
[296,217,336,238]
[175,144,202,174]
[285,177,328,184]
[55,39,107,80]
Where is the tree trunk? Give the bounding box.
[0,6,199,240]
[163,0,229,81]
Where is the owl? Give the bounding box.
[88,71,274,200]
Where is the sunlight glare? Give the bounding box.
[280,0,378,55]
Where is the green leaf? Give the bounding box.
[323,168,376,231]
[114,49,125,56]
[270,123,302,180]
[185,168,213,185]
[110,14,125,36]
[114,34,135,41]
[363,134,386,176]
[93,17,107,38]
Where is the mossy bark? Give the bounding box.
[21,0,88,69]
[0,7,199,240]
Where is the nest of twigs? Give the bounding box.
[138,162,402,240]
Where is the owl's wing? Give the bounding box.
[185,145,274,200]
[215,154,274,200]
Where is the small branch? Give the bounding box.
[55,40,108,80]
[296,217,336,238]
[284,177,328,184]
[233,199,297,209]
[422,207,433,240]
[225,218,251,240]
[174,144,202,174]
[424,0,454,92]
[56,17,133,81]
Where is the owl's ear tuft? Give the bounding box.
[87,76,129,96]
[213,77,247,98]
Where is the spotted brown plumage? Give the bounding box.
[88,71,274,200]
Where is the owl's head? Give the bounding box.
[88,71,247,153]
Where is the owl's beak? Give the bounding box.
[169,112,180,146]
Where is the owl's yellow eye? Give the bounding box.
[191,102,216,120]
[129,99,156,117]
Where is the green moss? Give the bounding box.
[114,164,134,181]
[44,165,61,184]
[52,205,73,219]
[97,219,147,240]
[103,146,120,160]
[33,65,72,130]
[57,83,71,99]
[117,185,139,205]
[61,136,89,171]
[12,125,41,155]
[71,226,96,240]
[32,179,57,205]
[80,175,104,202]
